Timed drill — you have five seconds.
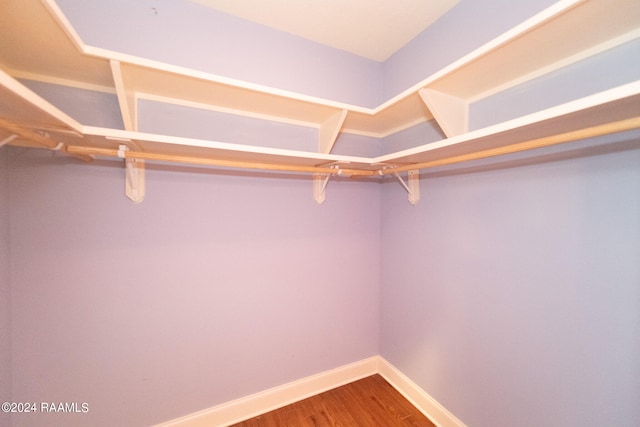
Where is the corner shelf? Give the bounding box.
[1,0,639,201]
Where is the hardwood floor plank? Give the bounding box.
[282,401,313,427]
[330,383,380,426]
[317,387,361,426]
[229,375,435,427]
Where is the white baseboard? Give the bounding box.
[377,357,466,427]
[153,356,379,427]
[153,355,464,427]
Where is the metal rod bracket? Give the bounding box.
[313,165,340,204]
[389,168,420,205]
[119,144,145,203]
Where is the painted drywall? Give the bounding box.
[7,148,381,427]
[381,120,445,156]
[137,99,318,151]
[3,3,639,427]
[331,132,382,158]
[0,148,12,427]
[382,0,558,100]
[19,80,124,129]
[137,99,382,157]
[54,0,383,108]
[380,131,640,427]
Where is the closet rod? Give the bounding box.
[36,116,640,177]
[0,118,65,150]
[380,117,640,175]
[0,118,92,161]
[65,145,377,177]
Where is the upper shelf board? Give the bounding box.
[2,65,638,177]
[424,0,640,102]
[0,68,81,133]
[0,0,639,177]
[1,0,638,138]
[378,82,640,168]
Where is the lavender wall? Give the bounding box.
[8,148,380,427]
[380,132,640,427]
[381,121,445,156]
[137,99,382,156]
[5,3,639,427]
[0,148,12,427]
[55,0,383,108]
[137,100,317,151]
[19,80,124,129]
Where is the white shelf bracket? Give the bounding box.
[313,165,340,204]
[118,145,145,203]
[318,109,348,154]
[419,88,469,138]
[110,60,137,132]
[391,169,420,205]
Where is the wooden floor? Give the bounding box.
[229,374,436,427]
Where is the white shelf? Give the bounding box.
[0,0,639,181]
[377,83,640,167]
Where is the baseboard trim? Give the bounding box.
[377,357,466,427]
[153,356,379,427]
[153,355,464,427]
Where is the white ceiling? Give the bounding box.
[188,0,460,61]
